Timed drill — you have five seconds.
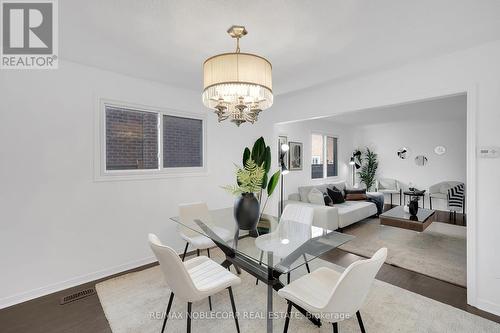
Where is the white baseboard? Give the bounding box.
[476,297,500,317]
[0,255,157,310]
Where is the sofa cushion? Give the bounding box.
[298,185,315,202]
[344,188,367,201]
[327,187,345,204]
[336,201,378,228]
[345,193,367,201]
[308,188,325,205]
[323,193,333,206]
[329,181,346,193]
[299,185,326,202]
[298,182,347,202]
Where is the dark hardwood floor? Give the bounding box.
[1,206,494,333]
[322,249,500,324]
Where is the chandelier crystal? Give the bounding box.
[202,26,273,126]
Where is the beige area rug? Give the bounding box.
[340,218,467,287]
[96,239,498,333]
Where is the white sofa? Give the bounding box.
[285,181,378,231]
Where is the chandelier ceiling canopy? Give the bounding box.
[202,26,273,126]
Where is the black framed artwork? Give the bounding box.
[289,141,303,171]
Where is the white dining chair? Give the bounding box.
[278,247,387,333]
[148,234,241,333]
[255,204,314,285]
[178,202,234,261]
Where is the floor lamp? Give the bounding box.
[350,150,362,187]
[350,156,356,186]
[279,143,289,217]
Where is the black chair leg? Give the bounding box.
[356,311,366,333]
[390,193,393,206]
[187,302,192,333]
[205,248,213,311]
[161,292,175,333]
[228,287,240,333]
[283,301,292,333]
[303,254,310,273]
[287,272,290,284]
[181,243,189,262]
[256,250,264,285]
[332,322,338,333]
[430,197,432,209]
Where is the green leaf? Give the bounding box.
[243,147,251,165]
[263,146,271,173]
[261,173,268,190]
[267,170,281,197]
[251,137,266,166]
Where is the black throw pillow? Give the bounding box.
[327,187,345,204]
[323,193,333,206]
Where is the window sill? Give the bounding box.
[311,176,341,180]
[94,169,209,182]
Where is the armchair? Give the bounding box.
[376,178,402,206]
[428,181,464,211]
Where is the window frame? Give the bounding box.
[95,98,207,181]
[310,131,340,180]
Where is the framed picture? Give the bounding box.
[289,141,303,171]
[278,136,289,168]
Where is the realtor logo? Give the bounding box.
[1,0,58,69]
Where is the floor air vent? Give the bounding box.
[60,287,96,305]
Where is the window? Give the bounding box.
[100,102,205,179]
[105,106,159,170]
[311,134,324,179]
[311,134,338,179]
[163,115,203,168]
[326,136,338,177]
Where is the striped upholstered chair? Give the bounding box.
[428,181,464,212]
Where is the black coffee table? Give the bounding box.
[380,206,435,232]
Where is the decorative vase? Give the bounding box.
[408,198,419,216]
[234,192,260,237]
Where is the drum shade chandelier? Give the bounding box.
[202,25,273,126]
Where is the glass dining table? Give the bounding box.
[170,208,354,333]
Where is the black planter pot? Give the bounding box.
[234,192,260,237]
[408,199,419,216]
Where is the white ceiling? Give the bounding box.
[61,1,500,95]
[322,94,467,126]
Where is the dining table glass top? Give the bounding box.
[170,207,354,274]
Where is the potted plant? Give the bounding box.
[358,147,378,191]
[223,137,280,236]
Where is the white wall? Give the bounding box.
[2,38,500,317]
[268,40,500,315]
[275,119,354,198]
[0,60,274,308]
[354,121,466,210]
